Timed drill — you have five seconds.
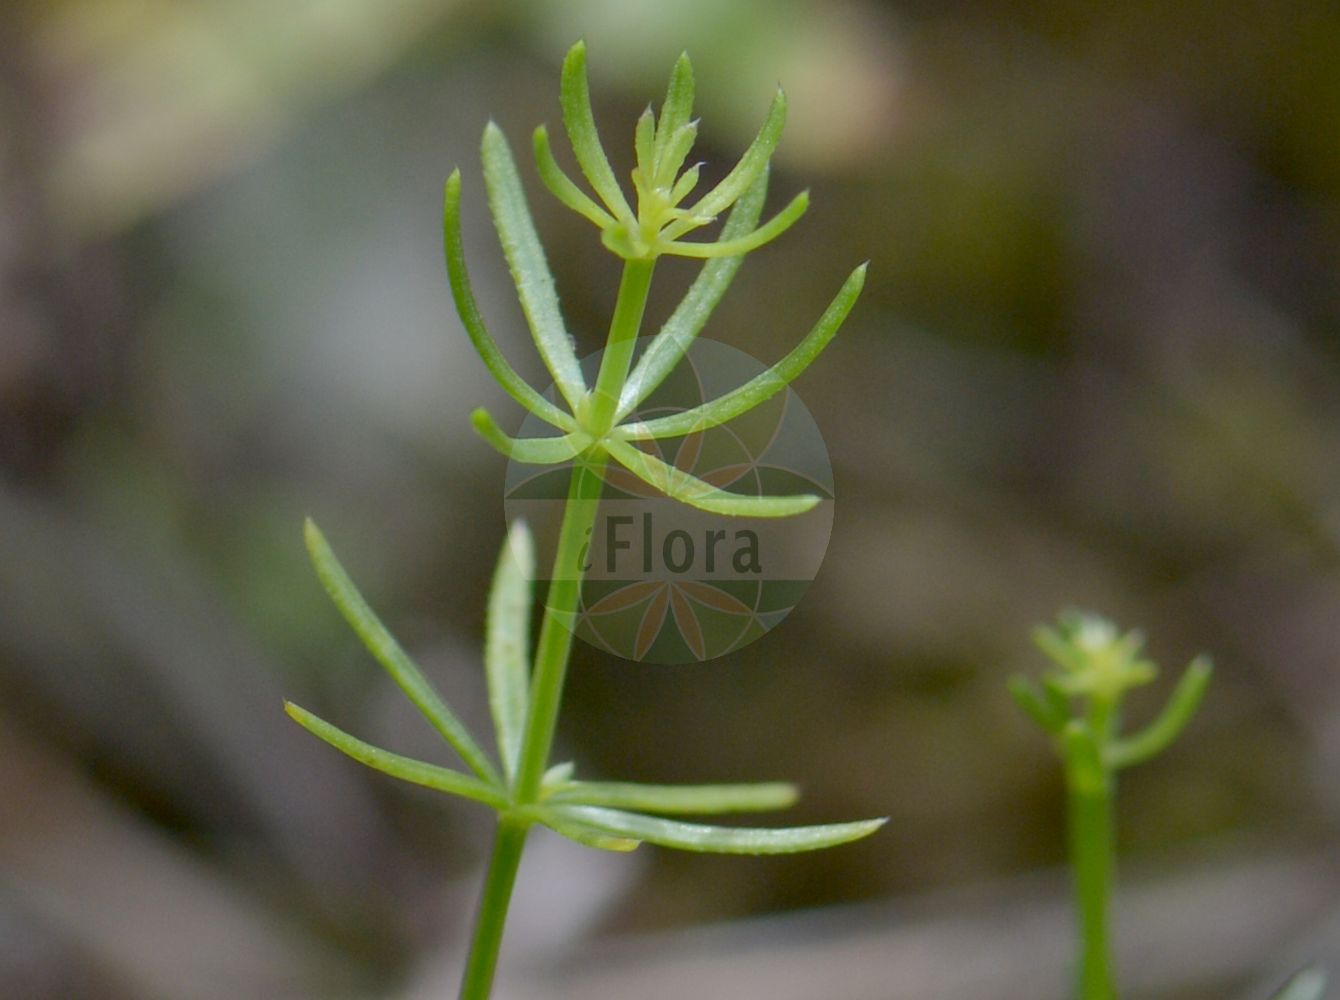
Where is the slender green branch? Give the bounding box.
[456,451,611,997]
[513,454,609,803]
[511,245,655,806]
[461,229,658,995]
[1067,772,1116,999]
[585,258,656,433]
[458,818,530,1000]
[1064,721,1115,1000]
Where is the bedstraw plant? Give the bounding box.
[1012,614,1329,1000]
[1010,612,1213,1000]
[284,42,883,999]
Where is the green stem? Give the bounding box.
[456,460,602,999]
[513,453,607,802]
[514,256,655,802]
[586,257,656,433]
[458,253,657,999]
[1067,764,1116,1000]
[458,818,530,1000]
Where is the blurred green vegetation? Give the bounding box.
[2,1,1339,997]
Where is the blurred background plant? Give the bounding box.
[2,1,1340,998]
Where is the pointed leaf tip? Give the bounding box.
[679,87,788,224]
[481,120,588,408]
[303,521,501,785]
[303,517,323,552]
[618,168,771,417]
[558,35,633,222]
[623,259,863,439]
[441,153,578,431]
[1269,967,1327,1000]
[285,701,507,808]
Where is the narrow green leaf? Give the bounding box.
[624,262,866,440]
[532,126,616,229]
[653,52,694,178]
[1107,656,1213,770]
[617,170,770,417]
[1032,623,1085,674]
[481,123,587,411]
[443,171,575,432]
[655,123,699,192]
[304,519,501,785]
[666,190,807,258]
[546,805,886,855]
[1269,967,1328,1000]
[485,521,535,782]
[668,162,702,207]
[1008,676,1066,735]
[634,107,656,181]
[603,436,818,518]
[537,810,641,852]
[560,41,633,221]
[284,702,506,809]
[548,780,798,815]
[471,408,590,464]
[670,88,786,234]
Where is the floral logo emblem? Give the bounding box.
[504,337,833,663]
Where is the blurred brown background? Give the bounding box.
[2,1,1339,998]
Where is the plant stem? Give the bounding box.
[514,257,655,802]
[458,818,529,1000]
[1066,762,1116,1000]
[459,258,656,999]
[513,453,607,802]
[587,257,656,433]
